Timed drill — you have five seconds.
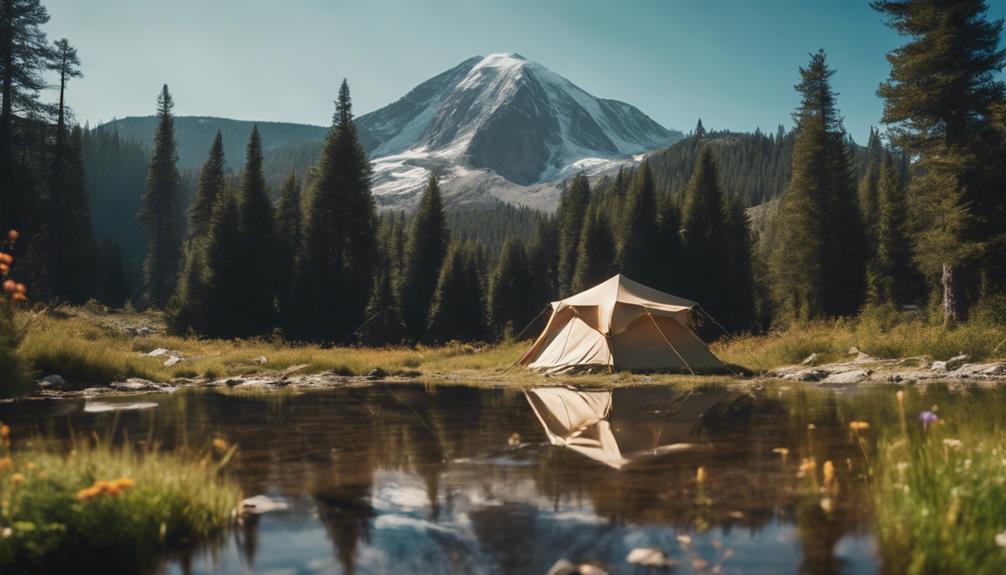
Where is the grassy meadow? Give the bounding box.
[11,305,1006,390]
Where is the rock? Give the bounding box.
[780,368,827,382]
[626,547,676,568]
[252,356,268,365]
[800,353,820,366]
[163,356,183,367]
[366,367,387,380]
[849,347,872,362]
[241,494,289,514]
[932,354,969,372]
[546,559,608,575]
[821,369,871,384]
[146,348,170,357]
[36,374,70,391]
[111,378,159,392]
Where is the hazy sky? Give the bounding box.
[44,0,1006,144]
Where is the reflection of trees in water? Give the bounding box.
[2,383,966,573]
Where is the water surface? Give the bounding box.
[3,382,998,574]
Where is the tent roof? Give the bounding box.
[555,274,697,313]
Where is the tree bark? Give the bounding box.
[942,262,960,326]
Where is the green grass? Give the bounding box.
[0,430,241,574]
[874,424,1006,574]
[14,306,1006,389]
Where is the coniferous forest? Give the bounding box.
[1,0,1005,349]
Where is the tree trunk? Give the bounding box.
[942,262,960,326]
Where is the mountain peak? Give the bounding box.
[355,53,682,207]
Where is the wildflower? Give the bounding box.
[114,477,134,490]
[0,527,10,538]
[75,486,101,501]
[10,473,25,485]
[943,438,962,449]
[0,457,11,471]
[798,457,817,478]
[807,424,816,430]
[823,460,835,491]
[919,411,938,428]
[11,292,26,302]
[212,437,230,452]
[895,390,904,407]
[820,497,834,513]
[849,421,870,432]
[0,253,10,265]
[896,462,909,473]
[996,530,1006,548]
[14,283,25,293]
[772,447,789,456]
[1,280,12,293]
[696,466,706,486]
[24,462,34,471]
[0,424,9,438]
[7,230,18,242]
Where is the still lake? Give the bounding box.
[2,382,993,574]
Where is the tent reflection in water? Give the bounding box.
[524,387,727,469]
[518,274,725,374]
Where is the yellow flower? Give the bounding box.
[212,438,229,452]
[895,390,904,405]
[75,486,101,501]
[772,447,789,456]
[24,462,34,471]
[696,466,706,486]
[0,457,11,471]
[798,457,817,478]
[10,473,25,486]
[0,424,9,438]
[823,460,835,491]
[849,421,870,432]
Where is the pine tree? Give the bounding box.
[869,153,918,306]
[873,0,1006,323]
[202,185,243,338]
[399,175,449,342]
[0,0,53,230]
[97,238,126,308]
[525,217,559,308]
[858,127,884,248]
[165,244,207,335]
[572,207,616,293]
[138,85,182,308]
[361,262,406,345]
[771,115,829,320]
[189,132,225,239]
[654,196,683,295]
[297,80,375,340]
[234,127,274,336]
[694,118,706,138]
[427,242,487,343]
[274,173,301,327]
[617,160,659,284]
[557,174,591,295]
[824,134,867,315]
[489,236,534,339]
[722,192,756,329]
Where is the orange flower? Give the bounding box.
[0,457,11,471]
[849,421,870,432]
[10,473,25,486]
[14,283,25,294]
[114,477,134,490]
[2,280,13,293]
[696,466,706,486]
[823,460,835,491]
[0,424,9,438]
[0,263,8,275]
[11,292,26,302]
[75,486,101,501]
[7,230,18,242]
[212,438,229,452]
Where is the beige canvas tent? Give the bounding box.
[518,274,724,374]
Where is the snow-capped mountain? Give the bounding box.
[355,53,682,209]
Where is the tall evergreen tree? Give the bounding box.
[297,80,375,340]
[0,0,52,230]
[617,160,659,284]
[572,207,616,293]
[202,185,243,338]
[858,127,884,247]
[427,242,487,343]
[526,217,559,307]
[97,237,126,308]
[189,132,225,239]
[165,244,207,335]
[722,192,756,330]
[489,236,534,339]
[274,173,301,327]
[873,0,1006,323]
[654,195,683,295]
[680,147,733,320]
[138,85,182,308]
[556,174,591,295]
[234,126,274,336]
[869,153,918,306]
[399,175,449,342]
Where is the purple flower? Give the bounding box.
[919,411,938,428]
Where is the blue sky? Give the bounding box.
[45,0,1006,144]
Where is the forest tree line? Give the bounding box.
[2,0,1005,346]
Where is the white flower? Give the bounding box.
[996,530,1006,548]
[943,438,962,449]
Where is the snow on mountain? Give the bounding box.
[355,53,682,210]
